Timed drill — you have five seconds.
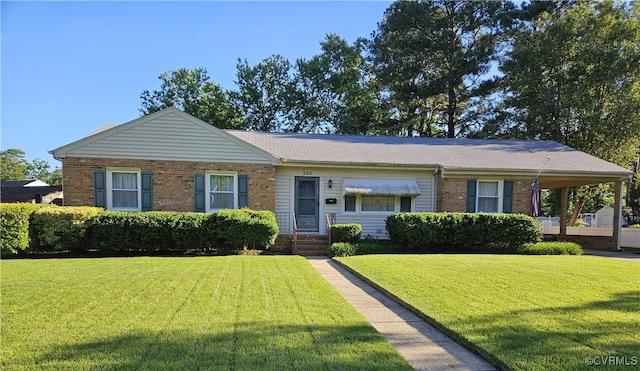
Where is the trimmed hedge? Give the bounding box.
[2,206,279,255]
[331,223,362,243]
[86,211,179,252]
[327,240,398,257]
[519,242,583,255]
[173,212,218,251]
[30,206,102,252]
[0,204,53,256]
[215,209,279,249]
[86,209,278,253]
[386,212,542,252]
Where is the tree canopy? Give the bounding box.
[138,0,640,215]
[1,149,62,186]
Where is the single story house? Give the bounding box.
[0,180,63,205]
[50,107,632,252]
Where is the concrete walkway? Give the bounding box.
[307,257,495,371]
[583,249,640,262]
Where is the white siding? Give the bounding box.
[62,112,274,164]
[275,166,435,239]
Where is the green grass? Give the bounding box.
[1,256,411,370]
[335,255,640,371]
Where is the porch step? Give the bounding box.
[293,235,330,256]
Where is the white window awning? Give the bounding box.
[344,179,421,196]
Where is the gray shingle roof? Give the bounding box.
[226,131,631,175]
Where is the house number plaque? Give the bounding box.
[302,171,313,175]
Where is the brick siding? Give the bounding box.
[552,234,616,251]
[62,157,276,212]
[436,174,534,215]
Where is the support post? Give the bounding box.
[559,187,568,236]
[613,180,624,251]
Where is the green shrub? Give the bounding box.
[0,204,53,256]
[354,240,398,255]
[327,240,399,257]
[519,242,583,255]
[215,209,279,249]
[172,213,218,251]
[83,209,278,254]
[331,224,362,243]
[30,206,102,252]
[328,242,357,257]
[629,224,640,229]
[86,211,178,252]
[386,212,542,252]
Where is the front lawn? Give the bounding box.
[1,256,411,370]
[335,255,640,371]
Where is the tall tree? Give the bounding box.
[370,0,515,137]
[497,0,640,221]
[0,149,62,185]
[1,149,30,181]
[140,68,245,129]
[293,34,388,134]
[232,55,296,132]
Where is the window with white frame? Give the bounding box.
[107,170,141,211]
[361,196,395,212]
[477,180,501,213]
[207,173,237,212]
[344,195,413,213]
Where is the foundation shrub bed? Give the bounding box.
[328,240,398,257]
[86,211,179,252]
[386,212,542,252]
[331,224,362,243]
[215,209,279,249]
[87,210,279,253]
[30,206,102,252]
[519,241,583,255]
[2,205,278,255]
[0,204,53,256]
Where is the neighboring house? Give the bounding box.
[50,107,632,251]
[0,180,63,205]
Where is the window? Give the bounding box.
[207,173,237,212]
[400,197,412,212]
[361,196,395,212]
[344,195,356,212]
[343,195,413,213]
[107,170,141,211]
[477,180,500,213]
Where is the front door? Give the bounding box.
[295,177,319,232]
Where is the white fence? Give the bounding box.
[540,221,640,248]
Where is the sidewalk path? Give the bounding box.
[583,249,640,262]
[307,257,496,371]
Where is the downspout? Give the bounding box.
[433,166,441,212]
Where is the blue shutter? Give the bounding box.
[466,180,477,212]
[238,174,248,208]
[94,170,105,208]
[141,172,153,211]
[194,174,205,212]
[503,180,514,213]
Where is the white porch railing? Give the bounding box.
[540,221,640,248]
[325,213,336,245]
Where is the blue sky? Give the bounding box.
[1,1,392,167]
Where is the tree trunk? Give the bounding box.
[568,194,585,227]
[447,85,456,138]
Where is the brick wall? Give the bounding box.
[62,157,276,212]
[436,174,533,215]
[552,234,616,251]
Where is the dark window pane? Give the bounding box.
[400,197,411,212]
[344,195,356,212]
